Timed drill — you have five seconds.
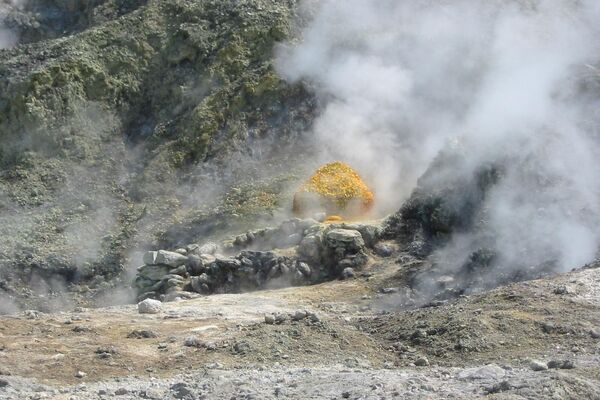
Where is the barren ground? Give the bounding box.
[1,256,599,399]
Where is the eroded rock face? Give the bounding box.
[135,219,382,301]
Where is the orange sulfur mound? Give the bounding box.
[293,161,374,219]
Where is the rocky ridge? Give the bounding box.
[136,218,382,302]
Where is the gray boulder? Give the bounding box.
[297,262,311,277]
[186,254,205,275]
[143,251,158,265]
[298,234,323,262]
[138,265,171,280]
[326,229,365,250]
[155,250,188,267]
[340,223,379,247]
[191,274,211,293]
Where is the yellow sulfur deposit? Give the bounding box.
[293,161,374,219]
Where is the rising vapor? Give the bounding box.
[276,0,600,278]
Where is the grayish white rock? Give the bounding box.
[138,299,163,314]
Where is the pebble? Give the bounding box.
[75,371,86,379]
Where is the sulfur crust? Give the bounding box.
[294,161,374,216]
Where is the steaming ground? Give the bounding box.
[276,0,600,275]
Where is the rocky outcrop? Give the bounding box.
[135,218,385,301]
[382,149,501,257]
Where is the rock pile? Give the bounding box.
[136,219,386,301]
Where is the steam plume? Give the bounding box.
[276,0,600,275]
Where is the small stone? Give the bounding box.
[95,346,118,354]
[144,388,166,399]
[184,336,200,347]
[233,341,250,354]
[374,243,394,257]
[415,357,429,366]
[23,310,42,319]
[264,314,275,324]
[138,298,162,314]
[75,371,86,378]
[341,267,355,280]
[307,312,320,323]
[486,381,511,394]
[553,285,570,295]
[274,313,288,324]
[590,329,600,339]
[115,388,128,395]
[72,325,92,333]
[98,389,107,395]
[202,341,217,350]
[529,360,548,371]
[411,329,428,340]
[171,382,193,399]
[291,310,308,321]
[175,248,187,255]
[127,329,158,339]
[547,360,565,369]
[381,287,399,294]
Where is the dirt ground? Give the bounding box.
[1,256,599,399]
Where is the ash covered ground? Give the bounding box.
[1,1,600,399]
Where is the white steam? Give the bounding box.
[277,0,600,272]
[0,0,25,49]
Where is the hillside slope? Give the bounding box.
[0,0,316,311]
